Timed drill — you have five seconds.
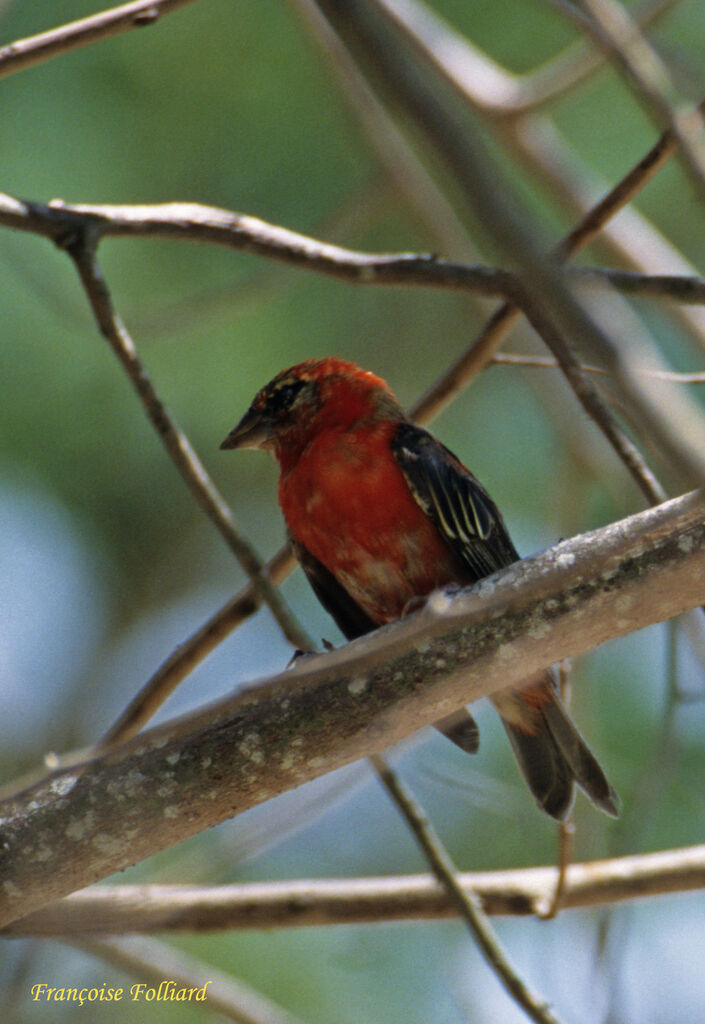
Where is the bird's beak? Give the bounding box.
[220,407,274,451]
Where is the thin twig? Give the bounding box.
[97,544,297,748]
[6,198,705,306]
[0,194,521,294]
[540,661,575,921]
[490,351,705,382]
[65,232,312,653]
[371,754,564,1024]
[509,113,705,349]
[0,0,199,80]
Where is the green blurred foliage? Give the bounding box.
[3,1,705,1022]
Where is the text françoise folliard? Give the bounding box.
[31,981,211,1005]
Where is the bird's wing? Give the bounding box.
[290,534,378,641]
[392,421,519,580]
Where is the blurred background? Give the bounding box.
[2,0,705,1021]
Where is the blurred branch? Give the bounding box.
[311,0,705,490]
[64,230,312,653]
[0,0,198,80]
[339,0,683,253]
[9,843,705,934]
[504,0,679,114]
[571,267,705,302]
[575,0,705,200]
[400,20,704,420]
[70,935,309,1024]
[491,351,705,384]
[365,0,676,116]
[289,0,476,259]
[97,544,297,748]
[511,116,705,348]
[1,487,705,928]
[371,753,564,1024]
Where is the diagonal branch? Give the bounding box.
[575,0,705,200]
[97,544,298,748]
[64,229,311,653]
[371,753,563,1024]
[0,487,704,929]
[311,0,705,487]
[0,0,199,80]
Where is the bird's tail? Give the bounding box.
[493,671,619,821]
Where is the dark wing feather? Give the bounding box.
[392,421,519,580]
[290,535,377,641]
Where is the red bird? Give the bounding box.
[221,357,618,820]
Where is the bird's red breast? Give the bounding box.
[279,417,463,624]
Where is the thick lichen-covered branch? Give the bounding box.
[0,488,704,929]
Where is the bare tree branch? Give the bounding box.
[7,195,705,306]
[511,115,705,349]
[309,0,705,488]
[371,753,564,1024]
[575,0,705,200]
[491,352,705,383]
[63,227,311,654]
[0,193,520,295]
[10,843,704,935]
[98,545,298,748]
[0,0,199,80]
[1,487,704,929]
[503,0,679,114]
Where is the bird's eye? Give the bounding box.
[269,379,307,416]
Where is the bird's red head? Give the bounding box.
[221,357,404,471]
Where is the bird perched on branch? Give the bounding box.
[221,356,618,820]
